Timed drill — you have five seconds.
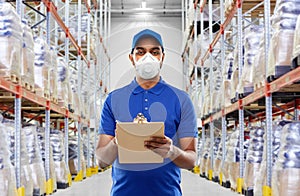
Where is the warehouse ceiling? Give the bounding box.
[110,0,183,17]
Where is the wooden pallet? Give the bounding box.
[253,80,264,91]
[50,96,58,104]
[35,88,50,99]
[21,80,35,92]
[0,91,14,97]
[3,73,20,84]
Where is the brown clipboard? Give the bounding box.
[116,121,164,164]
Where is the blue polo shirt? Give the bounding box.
[99,78,197,196]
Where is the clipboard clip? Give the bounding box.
[133,113,147,124]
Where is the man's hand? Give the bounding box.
[144,136,175,159]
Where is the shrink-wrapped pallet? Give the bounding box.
[200,138,211,176]
[0,116,17,196]
[23,125,46,196]
[57,57,69,108]
[83,132,94,168]
[206,138,221,178]
[213,137,223,181]
[239,25,263,95]
[268,0,300,78]
[68,135,86,177]
[21,20,35,90]
[254,120,290,196]
[292,15,300,64]
[0,2,22,81]
[36,127,57,192]
[243,127,264,192]
[272,122,300,196]
[252,39,266,90]
[3,119,33,196]
[34,37,51,98]
[223,52,234,107]
[50,129,68,188]
[211,67,222,112]
[226,129,249,190]
[69,68,81,115]
[49,48,58,103]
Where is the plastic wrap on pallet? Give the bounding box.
[213,137,223,179]
[292,15,300,60]
[206,137,221,177]
[49,48,58,101]
[244,127,264,191]
[3,119,33,196]
[226,129,249,189]
[21,20,35,87]
[272,1,300,30]
[239,25,263,94]
[50,129,68,185]
[254,120,291,196]
[0,2,22,79]
[83,133,94,168]
[68,135,87,178]
[36,127,57,192]
[0,116,17,196]
[221,134,231,184]
[23,125,46,196]
[252,39,266,90]
[268,30,295,75]
[68,135,86,176]
[69,68,80,115]
[34,37,51,95]
[200,138,211,175]
[272,122,300,196]
[223,53,234,107]
[57,57,69,108]
[211,67,222,111]
[268,0,300,77]
[203,80,210,116]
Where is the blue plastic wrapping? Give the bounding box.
[272,122,300,196]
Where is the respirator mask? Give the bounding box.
[134,52,162,80]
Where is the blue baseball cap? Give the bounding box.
[131,29,164,53]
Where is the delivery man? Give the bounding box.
[96,29,198,196]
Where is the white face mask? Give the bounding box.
[134,53,161,80]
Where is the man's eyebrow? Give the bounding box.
[135,46,161,50]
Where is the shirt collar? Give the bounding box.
[130,77,166,95]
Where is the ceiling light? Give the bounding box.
[141,1,146,9]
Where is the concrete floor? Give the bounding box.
[53,169,240,196]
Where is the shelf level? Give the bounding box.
[0,78,88,125]
[203,66,300,124]
[41,0,90,67]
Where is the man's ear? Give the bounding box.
[129,54,135,66]
[160,53,165,67]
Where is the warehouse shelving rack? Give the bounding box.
[183,0,300,195]
[0,0,111,195]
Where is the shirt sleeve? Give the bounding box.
[98,94,116,136]
[177,93,198,138]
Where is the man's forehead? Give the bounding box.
[135,36,161,47]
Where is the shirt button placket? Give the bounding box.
[144,91,149,113]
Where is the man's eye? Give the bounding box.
[136,51,145,55]
[151,51,160,56]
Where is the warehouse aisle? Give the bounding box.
[53,169,239,196]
